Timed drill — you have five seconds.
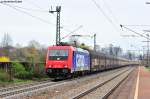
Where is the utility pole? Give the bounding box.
[142,46,145,59]
[49,6,61,45]
[94,34,96,51]
[143,30,150,66]
[147,34,149,66]
[142,46,147,65]
[143,38,150,66]
[146,0,150,64]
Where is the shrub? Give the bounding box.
[0,69,9,82]
[33,63,47,78]
[12,62,47,79]
[12,62,30,79]
[29,66,43,78]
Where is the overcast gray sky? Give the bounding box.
[0,0,150,53]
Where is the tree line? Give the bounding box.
[0,33,140,61]
[0,33,47,63]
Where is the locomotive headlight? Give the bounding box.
[64,65,68,68]
[49,65,52,68]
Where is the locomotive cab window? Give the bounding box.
[49,49,68,60]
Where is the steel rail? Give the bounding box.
[0,79,52,93]
[0,81,60,98]
[72,67,134,99]
[102,68,135,99]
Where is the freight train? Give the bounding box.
[45,46,137,78]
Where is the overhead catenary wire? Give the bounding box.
[91,0,113,25]
[122,25,150,27]
[5,4,49,13]
[101,0,120,25]
[0,1,87,40]
[1,3,55,25]
[0,3,73,33]
[120,24,150,40]
[70,34,94,46]
[25,0,79,33]
[61,25,83,40]
[25,0,44,9]
[18,0,84,35]
[91,0,120,32]
[8,1,80,33]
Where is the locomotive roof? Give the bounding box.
[48,46,76,50]
[48,45,89,54]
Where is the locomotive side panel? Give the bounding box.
[72,51,90,72]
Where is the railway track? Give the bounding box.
[0,67,132,99]
[72,67,135,99]
[0,80,64,99]
[0,79,52,93]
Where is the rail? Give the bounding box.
[72,67,134,99]
[0,80,59,98]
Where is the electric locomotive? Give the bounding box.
[45,46,90,78]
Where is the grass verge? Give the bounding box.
[0,78,33,87]
[146,66,150,71]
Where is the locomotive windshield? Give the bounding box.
[49,49,68,60]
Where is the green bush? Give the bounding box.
[29,67,43,78]
[28,63,46,78]
[12,62,31,79]
[0,69,9,82]
[12,62,47,79]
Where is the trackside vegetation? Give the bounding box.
[12,62,47,79]
[146,66,150,71]
[12,62,30,79]
[0,69,9,82]
[0,62,48,84]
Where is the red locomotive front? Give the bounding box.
[45,46,75,78]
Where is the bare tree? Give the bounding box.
[0,33,13,57]
[1,33,13,48]
[27,40,46,62]
[28,40,41,49]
